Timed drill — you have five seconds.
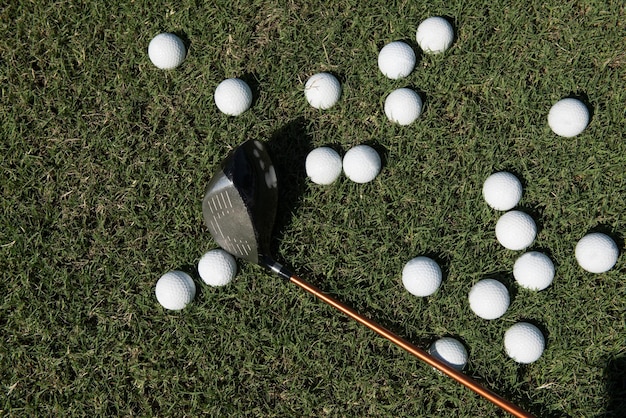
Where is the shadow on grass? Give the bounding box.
[265,117,312,262]
[605,355,626,417]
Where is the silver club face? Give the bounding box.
[202,140,278,264]
[203,171,258,262]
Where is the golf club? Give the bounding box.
[202,139,534,418]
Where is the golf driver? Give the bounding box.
[202,139,534,418]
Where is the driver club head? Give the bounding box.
[202,140,278,265]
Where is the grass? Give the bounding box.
[2,0,625,416]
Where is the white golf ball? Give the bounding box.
[513,252,555,291]
[304,72,341,109]
[495,211,537,251]
[305,147,343,185]
[155,270,196,311]
[482,172,523,211]
[429,337,468,371]
[342,145,381,183]
[575,232,619,273]
[378,41,416,79]
[148,33,186,69]
[416,17,454,54]
[198,249,237,287]
[468,279,509,320]
[504,322,545,364]
[214,78,253,116]
[402,256,442,297]
[384,88,423,126]
[548,98,590,137]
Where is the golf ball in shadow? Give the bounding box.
[305,147,342,185]
[384,88,423,126]
[495,210,537,251]
[468,279,509,320]
[548,98,589,137]
[148,33,186,69]
[378,41,416,79]
[429,337,468,371]
[155,270,196,310]
[402,256,442,297]
[214,78,253,116]
[416,17,454,54]
[342,145,381,183]
[198,249,237,287]
[304,72,341,109]
[575,232,619,273]
[504,322,545,364]
[482,171,522,211]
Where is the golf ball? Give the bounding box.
[342,145,381,183]
[495,210,537,251]
[416,17,454,54]
[214,78,253,116]
[513,252,555,291]
[305,147,343,185]
[198,249,237,287]
[304,72,341,109]
[468,279,510,320]
[575,232,619,273]
[155,270,196,311]
[148,33,186,69]
[384,88,423,126]
[378,41,416,79]
[482,172,523,211]
[402,256,442,297]
[548,98,590,137]
[429,337,468,371]
[504,322,545,364]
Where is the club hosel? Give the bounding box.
[259,254,293,280]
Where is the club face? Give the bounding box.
[202,140,278,264]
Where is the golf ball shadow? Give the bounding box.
[480,271,519,308]
[238,72,262,109]
[357,140,388,175]
[585,225,624,250]
[513,205,545,240]
[170,31,191,55]
[564,92,594,127]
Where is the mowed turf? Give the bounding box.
[2,0,625,416]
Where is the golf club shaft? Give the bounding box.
[288,273,534,418]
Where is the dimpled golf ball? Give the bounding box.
[513,251,555,291]
[214,78,253,116]
[155,270,196,310]
[198,249,237,287]
[468,279,510,320]
[402,256,442,297]
[416,17,454,54]
[548,98,590,137]
[384,88,423,126]
[304,72,341,109]
[504,322,545,364]
[575,232,619,273]
[495,210,537,251]
[429,337,468,371]
[482,171,523,211]
[378,41,416,79]
[342,145,381,183]
[305,147,343,185]
[148,33,186,69]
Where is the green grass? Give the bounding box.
[2,0,625,416]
